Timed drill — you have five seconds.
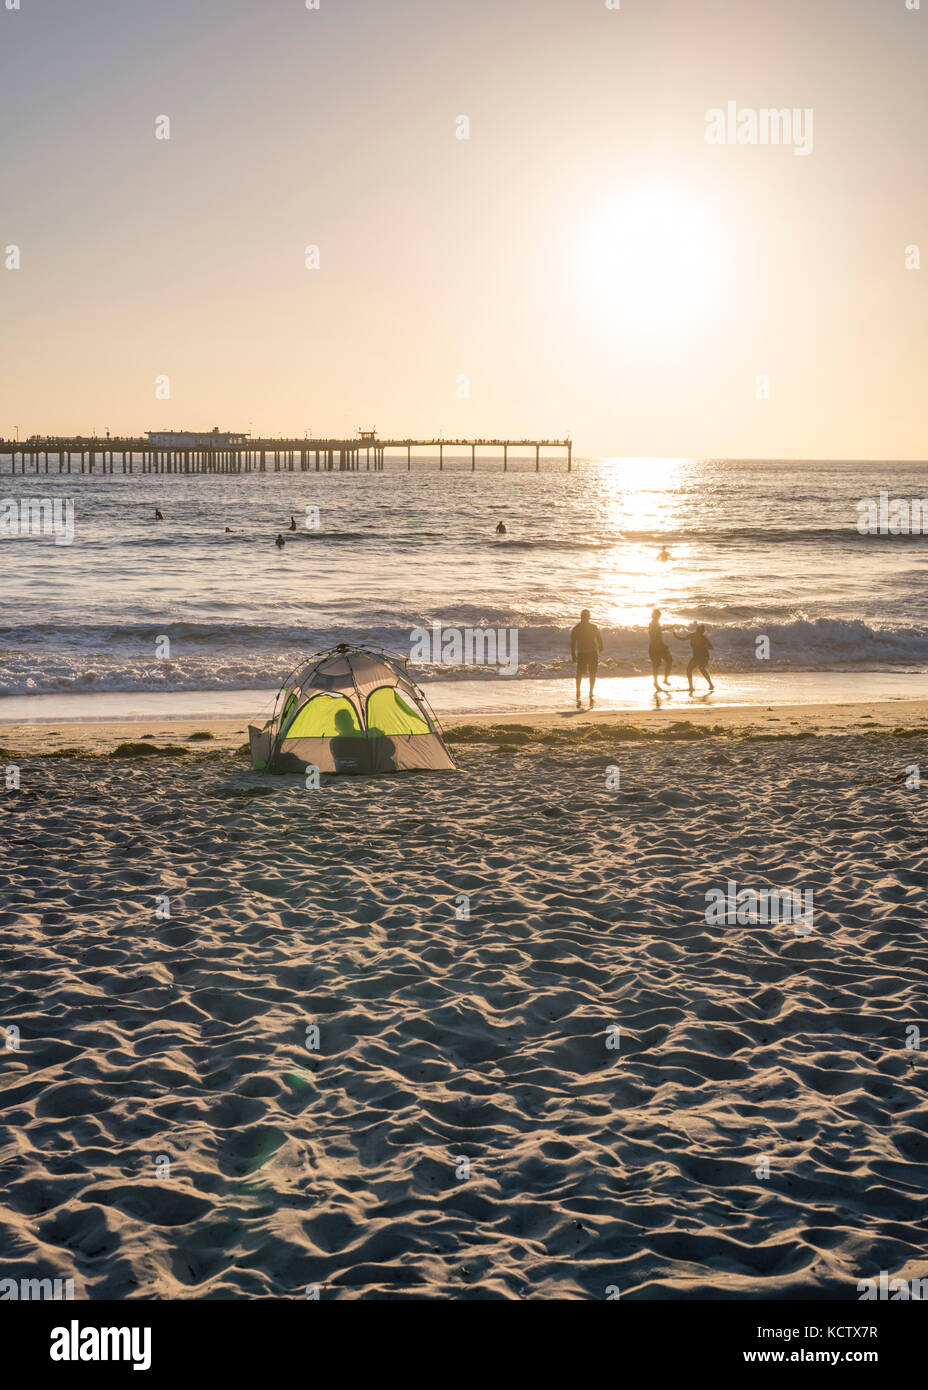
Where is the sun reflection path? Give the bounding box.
[595,457,697,629]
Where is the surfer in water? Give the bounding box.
[288,516,297,531]
[154,509,165,521]
[275,534,286,549]
[570,608,603,708]
[677,623,714,694]
[648,609,676,691]
[495,520,507,535]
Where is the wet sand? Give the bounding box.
[3,695,928,758]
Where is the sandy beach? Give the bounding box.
[2,700,927,1298]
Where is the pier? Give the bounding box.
[0,434,573,476]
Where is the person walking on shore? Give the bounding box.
[648,609,675,691]
[571,608,603,708]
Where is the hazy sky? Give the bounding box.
[1,0,926,457]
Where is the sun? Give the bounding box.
[575,180,727,339]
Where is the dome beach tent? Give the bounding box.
[248,644,457,775]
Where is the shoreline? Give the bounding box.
[1,668,927,726]
[3,695,928,758]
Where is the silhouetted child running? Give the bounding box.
[678,623,714,693]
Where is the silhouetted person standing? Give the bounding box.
[648,608,675,690]
[571,608,603,707]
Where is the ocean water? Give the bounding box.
[2,456,927,719]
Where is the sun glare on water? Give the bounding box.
[595,457,694,628]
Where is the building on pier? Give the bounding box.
[146,427,249,449]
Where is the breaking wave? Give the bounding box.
[2,615,928,695]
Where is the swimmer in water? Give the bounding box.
[495,521,507,535]
[225,526,233,533]
[288,516,297,531]
[657,547,670,562]
[154,509,165,521]
[275,534,285,549]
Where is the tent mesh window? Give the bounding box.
[285,694,363,739]
[365,686,430,737]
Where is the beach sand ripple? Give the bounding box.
[1,735,927,1299]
